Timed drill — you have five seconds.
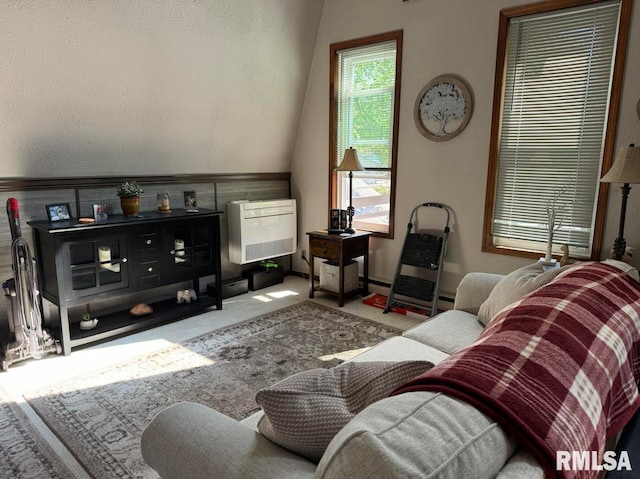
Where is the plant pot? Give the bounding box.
[79,318,98,330]
[120,197,140,216]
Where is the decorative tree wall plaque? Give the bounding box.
[414,74,473,141]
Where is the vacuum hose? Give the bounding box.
[11,238,46,359]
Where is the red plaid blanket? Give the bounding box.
[392,262,640,478]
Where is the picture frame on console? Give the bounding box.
[92,204,108,222]
[183,191,198,212]
[46,203,72,222]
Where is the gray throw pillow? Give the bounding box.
[255,360,433,462]
[477,262,574,326]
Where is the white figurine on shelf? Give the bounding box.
[177,289,197,304]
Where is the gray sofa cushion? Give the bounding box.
[348,336,449,365]
[316,391,516,479]
[256,361,433,462]
[476,262,573,326]
[402,310,484,354]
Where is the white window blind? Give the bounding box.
[492,0,621,257]
[336,40,396,168]
[335,40,397,233]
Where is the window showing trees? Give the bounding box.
[330,31,402,237]
[483,0,631,259]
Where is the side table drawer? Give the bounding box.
[343,238,368,258]
[309,236,339,259]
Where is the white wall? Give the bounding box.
[0,0,324,177]
[291,0,640,296]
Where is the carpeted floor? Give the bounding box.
[23,301,402,478]
[0,387,77,479]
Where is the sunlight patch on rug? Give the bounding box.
[318,346,372,362]
[29,345,217,394]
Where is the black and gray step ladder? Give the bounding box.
[384,202,453,318]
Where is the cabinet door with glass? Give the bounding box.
[62,232,129,298]
[166,220,214,280]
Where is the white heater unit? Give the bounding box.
[228,199,297,264]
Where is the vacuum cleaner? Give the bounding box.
[1,198,60,371]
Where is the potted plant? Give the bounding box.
[117,181,144,216]
[79,312,98,330]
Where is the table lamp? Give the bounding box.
[336,147,365,234]
[600,143,640,260]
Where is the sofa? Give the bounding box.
[141,261,640,479]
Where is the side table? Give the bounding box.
[307,230,370,307]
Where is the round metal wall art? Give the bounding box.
[414,74,474,142]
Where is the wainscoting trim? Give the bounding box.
[0,173,291,192]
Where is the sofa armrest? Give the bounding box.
[453,272,504,314]
[141,402,316,479]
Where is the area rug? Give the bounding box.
[0,388,77,478]
[24,301,402,479]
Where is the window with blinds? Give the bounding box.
[485,0,628,258]
[330,31,402,237]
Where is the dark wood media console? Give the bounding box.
[29,208,223,355]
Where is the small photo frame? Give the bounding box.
[46,203,72,222]
[93,204,108,222]
[183,191,197,210]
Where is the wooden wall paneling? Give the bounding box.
[76,186,122,219]
[193,184,216,211]
[215,179,290,206]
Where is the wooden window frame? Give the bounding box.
[329,30,403,239]
[482,0,632,260]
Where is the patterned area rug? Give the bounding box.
[0,388,76,478]
[24,301,401,478]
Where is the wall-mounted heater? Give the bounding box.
[228,199,297,265]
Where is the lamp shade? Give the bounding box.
[600,144,640,184]
[336,147,365,172]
